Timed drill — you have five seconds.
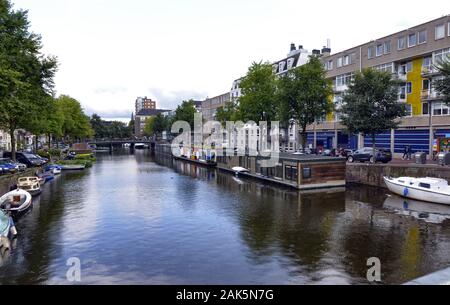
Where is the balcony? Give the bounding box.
[334,84,348,92]
[421,89,442,100]
[396,72,407,82]
[421,66,439,76]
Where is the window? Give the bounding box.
[419,183,431,189]
[375,62,394,73]
[287,58,295,69]
[376,44,383,56]
[285,165,298,181]
[302,167,312,179]
[423,79,430,90]
[368,47,374,59]
[433,102,450,116]
[326,60,333,70]
[435,24,445,40]
[407,82,412,94]
[405,104,413,116]
[408,33,416,47]
[335,73,355,87]
[422,102,429,115]
[384,41,391,54]
[399,86,406,100]
[343,55,350,66]
[406,61,413,73]
[398,36,406,50]
[434,48,450,65]
[418,30,427,44]
[337,57,343,67]
[279,61,286,72]
[423,56,432,69]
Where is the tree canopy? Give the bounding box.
[434,56,450,104]
[0,0,58,159]
[173,100,197,128]
[277,56,333,150]
[235,62,278,123]
[340,68,405,156]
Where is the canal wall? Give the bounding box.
[0,169,37,194]
[346,163,450,188]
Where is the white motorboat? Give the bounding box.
[383,176,450,205]
[232,167,250,177]
[0,189,33,216]
[383,194,450,224]
[17,177,42,197]
[60,164,86,171]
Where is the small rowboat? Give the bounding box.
[36,172,54,183]
[17,177,41,197]
[0,189,33,216]
[232,167,250,177]
[44,164,62,175]
[60,164,86,171]
[384,176,450,205]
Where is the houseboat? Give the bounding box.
[217,152,346,191]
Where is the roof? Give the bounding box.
[136,109,169,117]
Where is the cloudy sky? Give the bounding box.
[13,0,450,121]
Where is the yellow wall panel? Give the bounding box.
[407,58,423,116]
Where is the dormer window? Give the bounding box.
[272,64,278,74]
[279,61,286,72]
[287,58,295,70]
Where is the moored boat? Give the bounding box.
[384,176,450,205]
[60,164,86,171]
[173,155,217,167]
[0,189,33,217]
[232,166,250,177]
[36,172,54,183]
[17,177,42,197]
[44,164,62,175]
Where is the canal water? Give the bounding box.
[1,150,450,285]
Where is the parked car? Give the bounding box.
[0,158,18,174]
[347,148,392,164]
[0,158,27,171]
[2,152,46,167]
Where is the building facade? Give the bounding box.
[0,130,11,152]
[134,108,168,138]
[201,92,230,122]
[135,97,156,114]
[311,15,450,158]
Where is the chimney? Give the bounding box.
[298,45,303,50]
[312,49,321,55]
[290,43,296,52]
[321,46,331,56]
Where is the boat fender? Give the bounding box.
[403,188,409,196]
[9,218,17,237]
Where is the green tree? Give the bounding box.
[143,117,155,137]
[142,114,168,139]
[0,0,58,160]
[215,101,238,125]
[236,62,278,123]
[340,68,405,161]
[434,56,450,104]
[56,95,93,142]
[277,56,333,151]
[173,100,197,128]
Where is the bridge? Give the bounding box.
[87,138,158,153]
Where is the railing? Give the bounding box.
[421,89,442,100]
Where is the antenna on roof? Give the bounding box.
[327,39,331,49]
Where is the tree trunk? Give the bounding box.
[372,134,376,163]
[301,127,307,153]
[35,135,39,152]
[9,128,16,162]
[48,133,51,149]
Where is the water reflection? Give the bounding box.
[1,150,450,284]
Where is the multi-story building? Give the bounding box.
[231,44,314,152]
[201,93,231,122]
[310,15,450,158]
[0,130,11,152]
[134,108,168,138]
[135,97,156,114]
